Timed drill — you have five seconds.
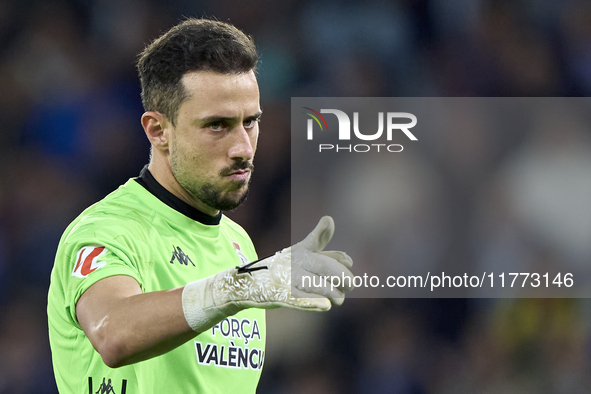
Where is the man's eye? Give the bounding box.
[209,122,224,130]
[244,119,259,129]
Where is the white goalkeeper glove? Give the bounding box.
[182,216,354,332]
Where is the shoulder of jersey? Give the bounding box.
[221,215,250,235]
[65,183,152,236]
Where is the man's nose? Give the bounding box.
[228,126,255,161]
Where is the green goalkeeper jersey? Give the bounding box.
[48,168,266,393]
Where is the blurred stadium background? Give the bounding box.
[2,0,591,392]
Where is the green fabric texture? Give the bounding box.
[48,179,266,393]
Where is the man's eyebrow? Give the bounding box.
[199,115,234,124]
[245,111,263,121]
[199,111,263,124]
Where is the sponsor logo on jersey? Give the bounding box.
[193,317,264,370]
[170,246,195,266]
[72,246,107,278]
[88,377,127,394]
[232,241,250,265]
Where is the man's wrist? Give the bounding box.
[181,274,241,333]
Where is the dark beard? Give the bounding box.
[172,155,254,212]
[194,160,254,211]
[198,181,250,211]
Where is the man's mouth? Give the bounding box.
[227,170,251,182]
[222,162,254,182]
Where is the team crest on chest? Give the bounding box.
[232,241,250,265]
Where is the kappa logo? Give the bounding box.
[88,377,127,394]
[170,246,195,266]
[72,246,107,278]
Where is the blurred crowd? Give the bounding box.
[1,0,591,392]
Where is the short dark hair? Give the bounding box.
[136,18,258,125]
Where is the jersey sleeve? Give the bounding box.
[57,216,146,328]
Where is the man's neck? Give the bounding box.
[147,160,220,217]
[135,165,222,225]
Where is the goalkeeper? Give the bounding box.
[47,17,353,394]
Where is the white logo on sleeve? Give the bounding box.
[72,246,107,278]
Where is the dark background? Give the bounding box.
[1,0,591,392]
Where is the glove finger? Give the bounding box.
[293,272,348,304]
[330,295,346,307]
[320,250,353,269]
[289,288,332,311]
[236,277,331,312]
[297,253,355,292]
[298,216,335,252]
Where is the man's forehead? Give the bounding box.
[181,69,258,90]
[178,70,260,120]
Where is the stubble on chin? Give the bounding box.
[197,180,250,212]
[170,147,254,212]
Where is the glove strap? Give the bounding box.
[235,255,271,275]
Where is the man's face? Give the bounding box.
[168,70,261,216]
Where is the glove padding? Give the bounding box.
[182,216,354,332]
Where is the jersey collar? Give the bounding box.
[134,165,222,225]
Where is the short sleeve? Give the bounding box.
[58,218,146,328]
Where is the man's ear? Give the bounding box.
[141,111,170,153]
